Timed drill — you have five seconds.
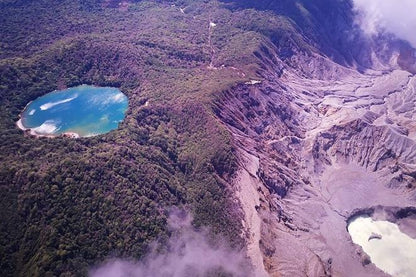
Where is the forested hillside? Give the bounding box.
[3,0,410,276]
[0,0,261,275]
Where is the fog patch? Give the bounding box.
[348,216,416,277]
[353,0,416,48]
[89,209,252,277]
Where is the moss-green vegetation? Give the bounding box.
[0,0,308,275]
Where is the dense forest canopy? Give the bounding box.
[2,0,406,276]
[0,0,254,275]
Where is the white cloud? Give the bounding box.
[353,0,416,48]
[40,95,78,110]
[32,120,59,134]
[89,209,255,277]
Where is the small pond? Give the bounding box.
[18,85,128,137]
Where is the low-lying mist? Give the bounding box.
[89,208,252,277]
[353,0,416,48]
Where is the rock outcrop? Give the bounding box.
[216,24,416,276]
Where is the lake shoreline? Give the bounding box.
[16,84,127,139]
[16,118,81,139]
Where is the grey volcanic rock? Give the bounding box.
[368,233,382,241]
[349,206,416,240]
[216,19,416,275]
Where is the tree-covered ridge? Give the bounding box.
[1,99,240,275]
[0,0,314,275]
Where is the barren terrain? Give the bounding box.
[220,49,416,275]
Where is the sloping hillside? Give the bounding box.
[1,0,415,276]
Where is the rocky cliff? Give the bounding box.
[1,0,415,276]
[214,1,416,275]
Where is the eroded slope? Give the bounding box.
[218,41,416,275]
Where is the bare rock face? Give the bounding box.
[347,206,416,240]
[216,33,416,276]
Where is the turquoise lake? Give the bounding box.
[19,85,128,137]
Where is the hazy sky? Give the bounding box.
[353,0,416,48]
